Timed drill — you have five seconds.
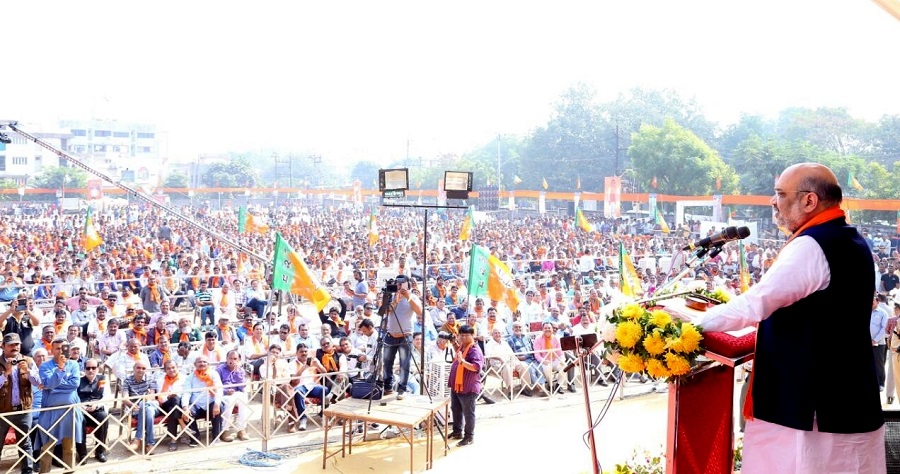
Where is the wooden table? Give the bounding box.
[322,394,450,472]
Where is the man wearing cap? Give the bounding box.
[0,333,40,474]
[448,325,483,447]
[1,295,40,356]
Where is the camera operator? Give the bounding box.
[1,295,41,356]
[381,277,422,400]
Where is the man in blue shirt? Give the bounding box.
[872,294,889,391]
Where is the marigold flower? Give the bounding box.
[615,321,643,349]
[666,336,685,353]
[711,288,731,303]
[648,309,672,328]
[642,332,666,356]
[646,358,670,379]
[620,303,644,320]
[618,353,645,373]
[665,353,691,376]
[680,323,702,353]
[601,324,618,343]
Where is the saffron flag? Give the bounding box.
[367,208,378,246]
[82,207,103,252]
[739,244,750,293]
[513,175,523,185]
[272,233,330,312]
[459,206,474,241]
[467,244,520,313]
[575,208,594,232]
[238,207,269,234]
[848,172,864,191]
[542,177,549,190]
[619,242,643,298]
[655,208,670,234]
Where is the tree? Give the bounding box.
[163,172,188,188]
[201,157,259,188]
[349,160,381,189]
[628,119,737,196]
[32,166,87,191]
[871,115,900,167]
[522,83,613,192]
[776,107,872,156]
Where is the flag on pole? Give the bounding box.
[651,176,658,189]
[238,207,269,234]
[367,208,379,246]
[739,244,750,293]
[576,176,581,190]
[272,233,331,312]
[82,207,103,251]
[655,208,670,234]
[542,177,549,190]
[574,208,594,232]
[467,244,520,312]
[619,242,642,298]
[459,205,474,241]
[848,172,864,191]
[513,175,523,185]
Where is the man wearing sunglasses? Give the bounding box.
[76,358,110,463]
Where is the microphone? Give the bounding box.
[682,226,750,251]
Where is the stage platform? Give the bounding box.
[322,393,450,472]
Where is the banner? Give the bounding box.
[352,179,362,203]
[574,192,581,210]
[712,195,723,222]
[508,192,514,210]
[604,176,622,218]
[437,179,446,207]
[648,193,657,217]
[87,179,103,201]
[538,192,546,214]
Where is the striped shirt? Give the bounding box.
[195,289,213,306]
[122,375,154,398]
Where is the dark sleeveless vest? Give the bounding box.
[752,216,883,433]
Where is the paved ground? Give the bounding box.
[61,380,672,474]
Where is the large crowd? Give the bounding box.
[0,200,898,472]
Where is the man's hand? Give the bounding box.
[212,404,220,417]
[16,359,28,374]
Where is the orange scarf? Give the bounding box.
[158,373,179,402]
[53,321,65,334]
[217,323,233,343]
[97,318,107,333]
[132,327,147,346]
[194,368,216,396]
[126,351,142,362]
[288,318,299,334]
[453,343,473,392]
[203,345,223,361]
[154,329,169,345]
[251,336,265,354]
[179,331,191,343]
[160,349,171,365]
[211,276,221,287]
[191,277,199,289]
[743,207,845,421]
[219,292,229,308]
[147,284,161,303]
[321,351,338,372]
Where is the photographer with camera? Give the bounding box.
[381,276,422,401]
[0,333,41,474]
[1,294,41,357]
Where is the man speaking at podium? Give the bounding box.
[694,163,884,473]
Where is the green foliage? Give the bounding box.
[612,449,665,474]
[32,166,87,190]
[350,161,380,189]
[628,119,738,195]
[163,172,188,188]
[201,156,259,188]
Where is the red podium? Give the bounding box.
[665,330,756,474]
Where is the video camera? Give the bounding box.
[383,274,409,294]
[378,275,410,316]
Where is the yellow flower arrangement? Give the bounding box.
[618,353,646,373]
[615,320,643,349]
[645,358,670,379]
[642,332,666,356]
[620,302,644,320]
[648,309,672,328]
[603,300,708,383]
[665,353,691,376]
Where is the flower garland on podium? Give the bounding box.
[601,287,732,382]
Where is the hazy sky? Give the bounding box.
[2,1,898,168]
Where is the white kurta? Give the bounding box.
[696,236,885,474]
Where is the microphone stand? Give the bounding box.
[562,335,603,474]
[655,244,724,295]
